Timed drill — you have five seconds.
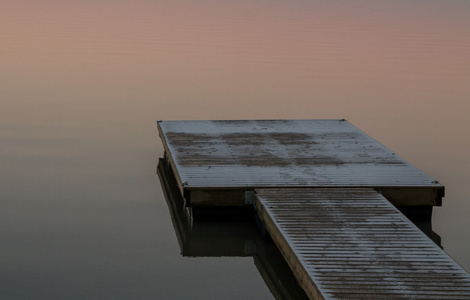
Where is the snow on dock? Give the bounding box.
[255,188,470,300]
[158,119,443,209]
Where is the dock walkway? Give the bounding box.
[256,188,470,299]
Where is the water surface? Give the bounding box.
[1,1,470,299]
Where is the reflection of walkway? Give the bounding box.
[157,159,308,300]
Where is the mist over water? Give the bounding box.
[1,1,470,298]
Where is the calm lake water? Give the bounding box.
[2,1,470,299]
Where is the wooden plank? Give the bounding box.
[255,188,470,300]
[157,121,186,197]
[189,190,247,206]
[158,119,444,207]
[379,187,443,206]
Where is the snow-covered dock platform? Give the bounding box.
[158,119,443,216]
[256,188,470,299]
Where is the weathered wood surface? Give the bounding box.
[255,188,470,300]
[157,119,443,206]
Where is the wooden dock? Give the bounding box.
[158,120,443,215]
[256,188,470,299]
[157,119,470,299]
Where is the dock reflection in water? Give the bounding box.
[157,159,308,300]
[157,158,442,299]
